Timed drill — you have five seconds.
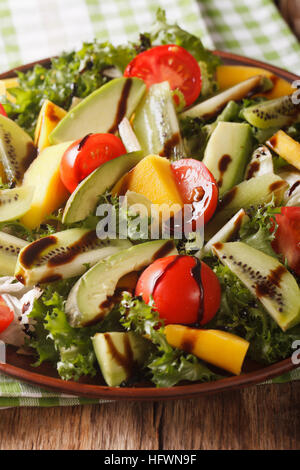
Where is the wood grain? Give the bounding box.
[0,383,298,450]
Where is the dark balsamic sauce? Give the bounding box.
[288,180,300,197]
[104,333,134,379]
[47,231,99,267]
[217,154,232,188]
[218,187,237,211]
[47,103,61,124]
[246,160,260,180]
[116,168,134,196]
[190,258,204,325]
[181,329,198,354]
[78,133,92,150]
[269,180,286,192]
[99,288,125,310]
[20,236,57,269]
[108,79,133,134]
[159,133,180,159]
[268,265,287,288]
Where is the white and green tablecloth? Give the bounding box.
[0,0,299,406]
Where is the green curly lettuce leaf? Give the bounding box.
[239,203,280,258]
[28,279,123,381]
[1,43,136,137]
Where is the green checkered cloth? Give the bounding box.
[0,0,299,406]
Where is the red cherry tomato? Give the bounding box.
[124,45,202,107]
[0,104,7,117]
[272,207,300,276]
[60,133,127,193]
[135,255,221,326]
[171,159,218,226]
[0,296,14,333]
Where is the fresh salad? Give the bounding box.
[0,10,299,388]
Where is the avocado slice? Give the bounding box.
[49,77,146,144]
[62,151,144,224]
[92,331,150,387]
[205,173,288,239]
[65,240,177,327]
[0,115,36,185]
[15,228,131,286]
[212,242,300,331]
[203,122,253,196]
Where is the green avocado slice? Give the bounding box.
[62,151,144,224]
[49,77,146,144]
[65,240,177,328]
[92,332,150,387]
[202,122,253,196]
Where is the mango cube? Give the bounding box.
[267,130,300,171]
[113,155,183,218]
[21,142,72,228]
[165,324,250,375]
[34,100,67,151]
[216,65,294,100]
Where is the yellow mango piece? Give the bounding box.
[113,155,183,217]
[267,130,300,171]
[165,324,250,375]
[0,77,19,103]
[216,65,294,100]
[34,100,67,151]
[21,142,72,228]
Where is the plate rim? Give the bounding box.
[0,50,299,400]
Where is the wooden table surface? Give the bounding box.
[0,382,299,450]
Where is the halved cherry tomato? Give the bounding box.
[135,255,221,326]
[124,45,202,107]
[0,104,7,117]
[272,207,300,276]
[60,133,127,193]
[0,296,14,333]
[171,159,218,226]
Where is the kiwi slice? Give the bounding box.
[0,186,34,222]
[241,95,300,129]
[15,228,131,286]
[0,231,27,276]
[212,242,300,331]
[0,115,37,186]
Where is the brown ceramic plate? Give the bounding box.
[0,51,298,401]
